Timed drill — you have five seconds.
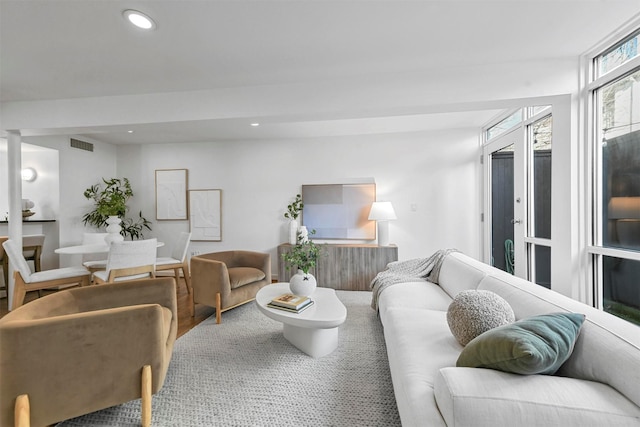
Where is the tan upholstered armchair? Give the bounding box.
[191,250,271,323]
[0,277,177,427]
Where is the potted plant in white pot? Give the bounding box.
[82,177,152,243]
[282,229,322,296]
[284,193,303,245]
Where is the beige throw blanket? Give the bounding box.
[370,248,458,311]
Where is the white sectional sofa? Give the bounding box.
[376,251,640,426]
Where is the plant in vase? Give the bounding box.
[82,177,152,242]
[284,193,303,244]
[282,229,322,296]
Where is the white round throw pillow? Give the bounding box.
[447,290,515,346]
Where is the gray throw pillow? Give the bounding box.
[456,312,586,375]
[447,290,515,346]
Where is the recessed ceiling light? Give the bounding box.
[250,123,260,127]
[123,9,156,30]
[127,130,134,133]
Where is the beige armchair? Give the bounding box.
[191,250,271,323]
[0,277,177,427]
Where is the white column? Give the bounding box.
[7,130,23,310]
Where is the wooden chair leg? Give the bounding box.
[81,276,90,287]
[14,394,30,427]
[141,365,151,427]
[215,292,222,324]
[171,277,179,304]
[11,273,27,311]
[2,257,9,294]
[190,292,195,318]
[181,262,192,294]
[173,268,181,292]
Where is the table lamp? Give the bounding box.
[368,201,397,246]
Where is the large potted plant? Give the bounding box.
[282,229,322,296]
[82,177,152,242]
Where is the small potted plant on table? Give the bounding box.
[282,229,322,296]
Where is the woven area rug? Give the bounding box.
[57,290,401,426]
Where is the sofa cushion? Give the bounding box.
[435,367,640,427]
[456,312,585,375]
[446,290,515,346]
[381,307,460,427]
[228,267,265,289]
[377,281,453,319]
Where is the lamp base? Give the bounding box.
[377,221,390,246]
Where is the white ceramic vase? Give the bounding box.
[289,270,317,296]
[105,215,125,244]
[298,225,309,243]
[288,219,298,245]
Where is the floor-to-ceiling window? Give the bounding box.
[587,27,640,325]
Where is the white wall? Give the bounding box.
[0,142,59,221]
[116,129,482,276]
[21,135,118,267]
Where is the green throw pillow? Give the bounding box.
[456,312,586,375]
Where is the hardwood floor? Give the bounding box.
[0,276,216,338]
[174,277,216,338]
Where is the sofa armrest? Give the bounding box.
[434,367,640,427]
[258,253,272,282]
[191,256,232,302]
[0,304,169,426]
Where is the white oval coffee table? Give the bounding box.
[255,283,347,357]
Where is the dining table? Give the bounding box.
[55,241,164,255]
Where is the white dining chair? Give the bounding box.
[81,232,109,273]
[93,239,158,284]
[2,239,91,310]
[156,231,192,293]
[2,235,47,293]
[22,234,45,273]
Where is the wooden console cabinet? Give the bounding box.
[277,243,398,291]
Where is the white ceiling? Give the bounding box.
[1,0,639,144]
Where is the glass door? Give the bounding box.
[484,128,526,278]
[527,114,553,288]
[483,109,553,286]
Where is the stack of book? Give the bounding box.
[267,293,314,313]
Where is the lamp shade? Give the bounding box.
[368,202,397,221]
[608,197,640,219]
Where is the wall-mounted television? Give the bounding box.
[302,183,376,240]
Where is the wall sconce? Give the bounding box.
[368,201,397,246]
[21,167,37,182]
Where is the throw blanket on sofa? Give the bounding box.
[370,248,457,311]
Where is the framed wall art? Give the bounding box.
[155,169,188,220]
[189,189,222,241]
